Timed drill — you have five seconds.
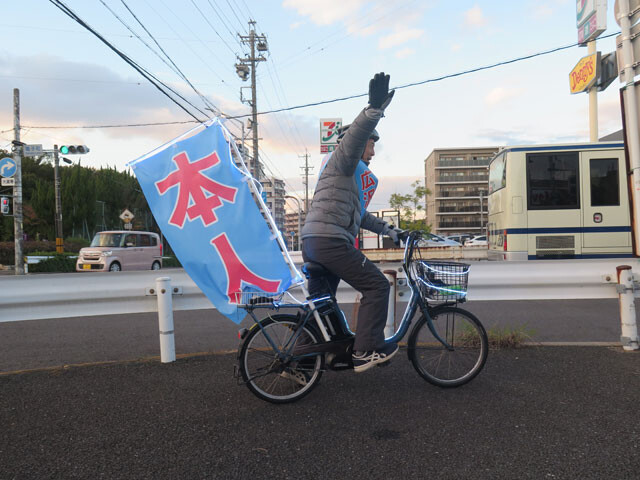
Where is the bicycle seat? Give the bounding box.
[302,262,331,279]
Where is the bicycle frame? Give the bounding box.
[241,231,454,362]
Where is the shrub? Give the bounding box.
[28,254,77,273]
[0,238,90,265]
[162,256,182,268]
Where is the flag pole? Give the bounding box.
[221,120,303,285]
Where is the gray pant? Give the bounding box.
[302,237,390,351]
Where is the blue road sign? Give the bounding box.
[0,157,17,178]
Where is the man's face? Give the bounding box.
[362,138,376,164]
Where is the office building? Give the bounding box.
[425,147,499,237]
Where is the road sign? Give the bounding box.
[0,157,17,178]
[1,178,15,186]
[119,209,135,222]
[23,144,43,156]
[615,0,640,27]
[569,52,599,93]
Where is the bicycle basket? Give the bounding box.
[408,260,469,302]
[231,290,284,307]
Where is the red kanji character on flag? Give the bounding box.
[155,150,237,228]
[211,233,282,303]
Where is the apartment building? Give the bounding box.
[425,147,499,237]
[261,177,286,233]
[284,209,306,251]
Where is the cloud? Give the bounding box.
[290,21,305,29]
[451,43,462,52]
[378,28,423,49]
[282,0,366,26]
[0,53,247,143]
[464,5,487,28]
[395,48,415,59]
[484,87,525,106]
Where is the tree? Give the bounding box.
[389,180,431,231]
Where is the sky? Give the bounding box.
[0,0,628,211]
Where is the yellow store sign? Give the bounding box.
[569,53,599,94]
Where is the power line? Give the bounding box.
[235,30,623,119]
[147,0,237,93]
[15,31,621,131]
[48,0,206,123]
[189,0,237,56]
[119,0,222,114]
[22,120,198,129]
[99,0,217,116]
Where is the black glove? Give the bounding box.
[368,72,395,110]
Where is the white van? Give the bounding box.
[76,230,163,272]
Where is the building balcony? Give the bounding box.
[435,159,491,168]
[436,175,488,183]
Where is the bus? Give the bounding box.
[487,142,633,260]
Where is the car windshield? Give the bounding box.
[90,233,123,247]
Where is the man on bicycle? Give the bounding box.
[301,72,402,373]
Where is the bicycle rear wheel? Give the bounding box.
[238,315,324,403]
[408,306,488,388]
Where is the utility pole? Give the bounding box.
[237,20,267,181]
[53,145,63,253]
[299,150,313,213]
[12,88,24,275]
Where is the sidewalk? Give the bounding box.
[1,346,638,479]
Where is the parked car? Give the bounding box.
[445,234,473,245]
[76,230,163,272]
[417,232,462,247]
[465,235,488,247]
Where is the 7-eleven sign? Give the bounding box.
[320,118,342,153]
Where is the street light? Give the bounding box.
[285,195,302,251]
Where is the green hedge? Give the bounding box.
[162,256,182,268]
[0,238,90,265]
[28,254,77,273]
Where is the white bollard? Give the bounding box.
[616,266,639,351]
[156,277,176,363]
[383,270,397,339]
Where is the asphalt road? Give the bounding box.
[1,346,639,479]
[0,298,625,373]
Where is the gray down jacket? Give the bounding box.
[301,107,390,244]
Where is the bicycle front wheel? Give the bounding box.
[408,306,488,388]
[238,315,324,404]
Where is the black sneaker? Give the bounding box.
[352,343,399,373]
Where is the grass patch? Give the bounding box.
[486,325,535,349]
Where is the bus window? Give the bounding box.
[527,153,579,210]
[590,158,619,206]
[488,152,506,194]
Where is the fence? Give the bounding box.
[1,257,638,352]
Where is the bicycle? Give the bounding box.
[234,231,489,403]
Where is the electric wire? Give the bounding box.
[48,0,206,123]
[237,30,623,119]
[149,0,237,93]
[189,0,238,56]
[119,0,222,114]
[225,0,248,34]
[15,31,621,128]
[99,0,217,114]
[205,0,246,51]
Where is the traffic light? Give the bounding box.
[59,145,90,155]
[1,196,9,215]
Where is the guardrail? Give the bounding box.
[1,258,637,352]
[0,258,635,321]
